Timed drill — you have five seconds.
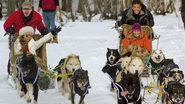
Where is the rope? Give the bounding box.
[155,35,160,50]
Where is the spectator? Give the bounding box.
[116,0,154,27]
[38,0,60,32]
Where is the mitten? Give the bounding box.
[6,27,15,34]
[51,26,61,36]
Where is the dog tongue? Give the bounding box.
[80,86,86,91]
[120,91,128,96]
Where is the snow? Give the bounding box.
[0,13,185,104]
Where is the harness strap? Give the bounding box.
[114,83,128,102]
[71,81,91,96]
[20,68,40,85]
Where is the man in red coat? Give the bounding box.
[4,1,47,35]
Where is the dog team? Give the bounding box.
[13,52,90,104]
[102,47,185,104]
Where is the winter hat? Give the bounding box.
[19,26,34,36]
[132,23,141,31]
[22,1,32,9]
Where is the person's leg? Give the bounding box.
[42,12,51,31]
[181,11,185,29]
[7,59,10,75]
[48,11,56,31]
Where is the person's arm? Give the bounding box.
[144,37,151,53]
[4,13,15,31]
[117,10,128,27]
[35,12,46,34]
[146,10,154,27]
[35,26,61,49]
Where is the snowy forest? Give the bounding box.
[1,0,184,22]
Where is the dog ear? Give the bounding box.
[107,48,110,51]
[121,71,127,78]
[85,70,88,75]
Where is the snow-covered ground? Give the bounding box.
[0,13,185,104]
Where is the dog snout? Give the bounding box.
[72,69,75,72]
[110,56,114,60]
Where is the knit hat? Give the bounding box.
[22,1,32,9]
[19,26,34,36]
[132,23,141,31]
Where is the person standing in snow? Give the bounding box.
[38,0,60,32]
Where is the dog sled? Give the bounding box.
[8,33,58,88]
[117,24,156,77]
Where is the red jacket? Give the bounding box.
[39,0,59,11]
[122,31,151,52]
[4,10,45,34]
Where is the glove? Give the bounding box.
[41,27,49,36]
[6,27,15,34]
[51,26,61,36]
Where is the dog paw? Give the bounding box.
[26,98,32,103]
[33,100,38,104]
[19,91,25,97]
[110,88,114,92]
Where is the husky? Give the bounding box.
[102,48,121,91]
[115,71,142,104]
[56,54,81,99]
[162,81,185,104]
[128,57,145,76]
[16,54,39,104]
[70,69,91,104]
[148,49,165,75]
[116,55,131,83]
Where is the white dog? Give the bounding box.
[57,54,81,99]
[151,49,165,64]
[116,56,131,82]
[128,57,145,76]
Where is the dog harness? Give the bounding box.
[71,80,91,96]
[114,82,142,103]
[16,56,40,85]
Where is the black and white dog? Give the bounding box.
[102,48,121,91]
[115,71,142,104]
[147,49,165,75]
[163,81,185,104]
[16,54,39,104]
[70,69,91,104]
[158,59,184,86]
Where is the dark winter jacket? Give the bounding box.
[4,10,45,34]
[117,4,154,27]
[39,0,59,11]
